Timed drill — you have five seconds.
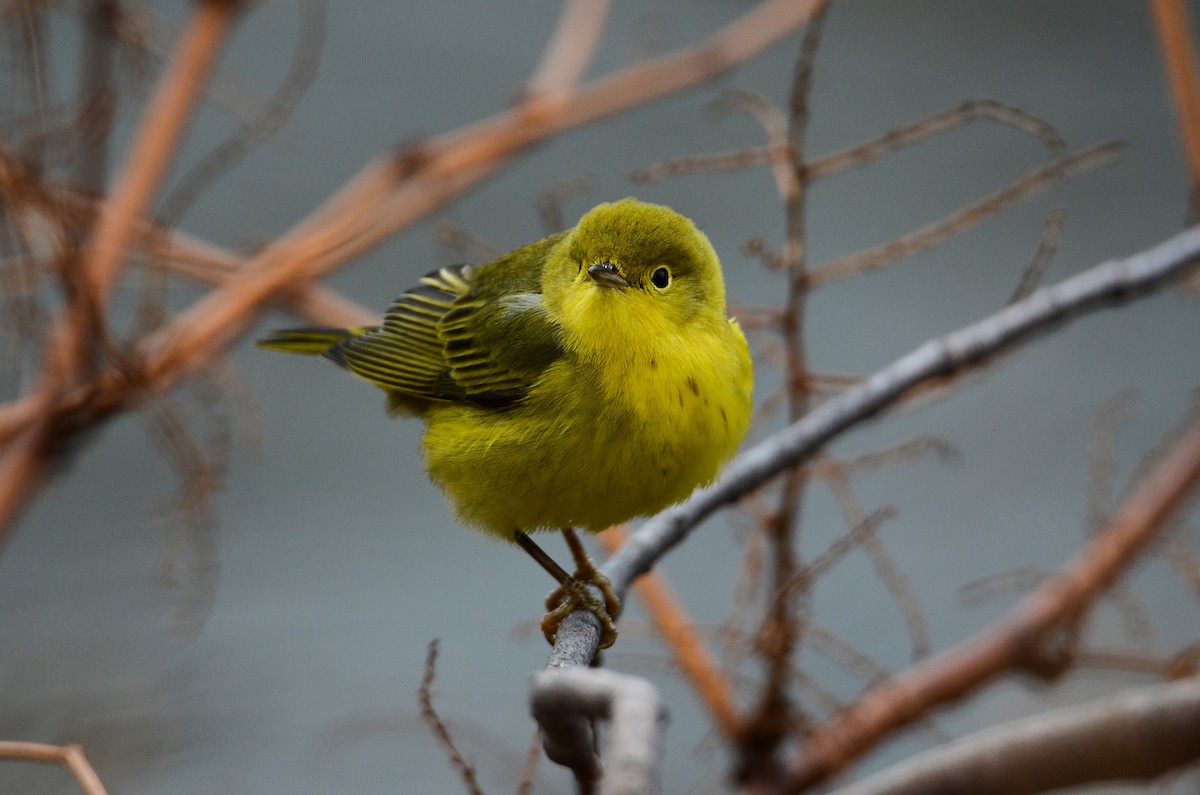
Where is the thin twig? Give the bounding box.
[806,99,1066,182]
[806,141,1124,288]
[0,741,109,795]
[821,466,930,660]
[418,640,485,795]
[1085,390,1138,536]
[1007,208,1065,303]
[514,727,542,795]
[737,9,831,777]
[155,0,324,227]
[633,100,1065,188]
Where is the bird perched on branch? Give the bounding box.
[258,198,753,648]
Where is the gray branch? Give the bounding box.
[829,678,1200,795]
[530,668,669,795]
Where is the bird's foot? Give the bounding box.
[542,566,621,650]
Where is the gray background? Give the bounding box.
[3,1,1199,793]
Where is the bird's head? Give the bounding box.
[544,198,729,347]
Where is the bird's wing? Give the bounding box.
[326,251,563,408]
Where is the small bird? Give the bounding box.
[258,198,753,648]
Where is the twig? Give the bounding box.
[1085,390,1138,536]
[827,678,1200,795]
[0,740,109,795]
[1007,208,1065,303]
[418,640,485,795]
[806,140,1124,288]
[155,0,324,227]
[785,406,1200,791]
[805,99,1066,182]
[633,100,1065,188]
[74,0,119,194]
[515,727,542,795]
[821,466,930,660]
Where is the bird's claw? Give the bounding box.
[542,569,621,649]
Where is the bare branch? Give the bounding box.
[524,0,612,99]
[822,467,930,660]
[84,0,240,306]
[806,99,1066,182]
[0,741,109,795]
[829,679,1200,795]
[1007,208,1065,303]
[418,640,485,795]
[806,141,1123,288]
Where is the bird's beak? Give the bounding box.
[587,262,629,289]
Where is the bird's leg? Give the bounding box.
[561,527,621,621]
[542,528,620,649]
[513,529,620,649]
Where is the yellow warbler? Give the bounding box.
[258,198,753,647]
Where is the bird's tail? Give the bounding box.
[255,326,373,356]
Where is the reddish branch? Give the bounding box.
[0,741,109,795]
[1148,0,1200,214]
[783,415,1200,792]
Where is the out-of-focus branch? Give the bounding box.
[545,225,1200,666]
[530,668,668,795]
[0,741,109,795]
[806,140,1123,288]
[419,640,485,795]
[8,1,243,538]
[525,0,612,99]
[784,407,1200,792]
[633,99,1065,187]
[828,678,1200,795]
[83,0,240,307]
[1148,0,1200,214]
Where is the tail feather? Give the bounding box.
[255,326,373,356]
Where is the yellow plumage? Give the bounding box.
[258,198,753,645]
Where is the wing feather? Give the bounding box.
[326,242,564,407]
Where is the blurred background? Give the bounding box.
[2,1,1199,792]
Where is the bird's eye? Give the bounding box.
[651,267,671,289]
